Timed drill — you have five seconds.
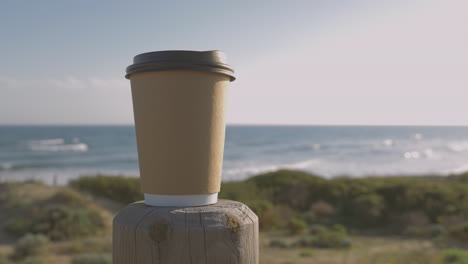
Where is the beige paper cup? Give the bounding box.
[125,50,235,206]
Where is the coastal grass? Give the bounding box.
[0,181,113,264]
[3,186,106,241]
[260,234,443,264]
[3,170,468,263]
[69,175,142,204]
[67,169,468,241]
[224,170,468,235]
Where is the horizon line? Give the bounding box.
[1,123,468,127]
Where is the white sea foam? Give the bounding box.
[223,158,328,181]
[287,159,321,170]
[4,126,468,184]
[290,143,321,151]
[34,138,65,145]
[223,164,281,180]
[0,163,13,170]
[423,148,435,158]
[30,143,88,152]
[0,168,139,185]
[222,144,468,179]
[447,141,468,152]
[404,151,421,159]
[383,139,393,147]
[451,164,468,174]
[28,138,88,152]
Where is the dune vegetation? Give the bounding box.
[2,170,468,263]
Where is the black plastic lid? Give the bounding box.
[125,50,235,81]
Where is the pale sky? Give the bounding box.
[0,0,467,125]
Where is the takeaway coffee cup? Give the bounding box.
[125,50,235,206]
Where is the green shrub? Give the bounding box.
[246,200,273,215]
[220,181,260,203]
[312,230,351,249]
[245,200,281,231]
[250,204,283,231]
[60,238,112,254]
[310,200,335,219]
[188,169,468,235]
[404,183,460,223]
[296,226,351,249]
[395,211,431,229]
[247,170,326,210]
[443,249,468,264]
[60,242,85,255]
[309,224,327,235]
[71,253,112,264]
[13,234,49,259]
[51,188,90,207]
[33,205,105,241]
[330,224,345,233]
[404,224,446,238]
[304,201,335,225]
[70,175,142,204]
[351,194,385,226]
[6,205,105,241]
[4,218,31,236]
[0,253,9,264]
[293,236,315,248]
[448,172,468,183]
[269,239,289,248]
[450,222,468,243]
[299,250,314,257]
[404,225,430,238]
[287,218,307,235]
[4,185,106,241]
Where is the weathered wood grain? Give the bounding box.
[113,199,259,264]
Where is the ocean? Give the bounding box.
[1,125,468,185]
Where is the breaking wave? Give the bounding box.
[28,138,88,152]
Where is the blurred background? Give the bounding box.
[1,1,467,264]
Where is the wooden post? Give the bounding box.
[113,199,259,264]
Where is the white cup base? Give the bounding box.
[144,193,218,207]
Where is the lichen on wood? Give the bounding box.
[113,200,259,264]
[149,220,170,243]
[226,214,240,233]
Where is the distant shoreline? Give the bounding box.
[2,169,468,187]
[1,124,468,127]
[2,125,468,184]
